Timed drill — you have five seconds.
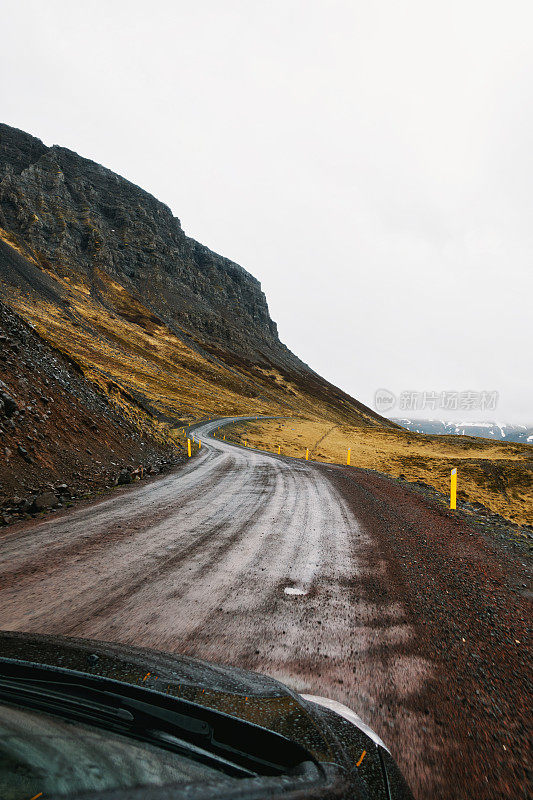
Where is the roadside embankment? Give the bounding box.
[0,299,191,527]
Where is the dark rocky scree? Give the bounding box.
[0,300,182,526]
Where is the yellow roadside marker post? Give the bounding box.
[199,440,202,449]
[277,445,281,454]
[305,448,309,460]
[244,440,247,447]
[450,468,457,509]
[187,439,191,457]
[347,448,351,466]
[223,434,225,440]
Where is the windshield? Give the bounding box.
[0,660,322,799]
[1,701,226,800]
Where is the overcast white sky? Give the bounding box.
[2,1,532,422]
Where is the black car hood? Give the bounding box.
[0,631,336,764]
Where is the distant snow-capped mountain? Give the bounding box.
[391,419,533,444]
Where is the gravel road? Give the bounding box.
[0,418,530,799]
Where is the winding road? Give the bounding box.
[0,417,530,799]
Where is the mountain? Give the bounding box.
[0,123,394,439]
[392,419,533,445]
[1,124,531,529]
[0,124,282,366]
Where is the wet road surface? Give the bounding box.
[0,417,530,799]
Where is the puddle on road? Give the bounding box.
[284,587,308,596]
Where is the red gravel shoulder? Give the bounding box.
[321,463,532,800]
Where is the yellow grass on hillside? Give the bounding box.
[225,418,533,526]
[8,289,279,422]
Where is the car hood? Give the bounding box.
[0,631,337,764]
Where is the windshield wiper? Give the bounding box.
[0,659,320,779]
[0,672,252,777]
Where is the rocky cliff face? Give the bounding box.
[0,123,283,364]
[0,123,392,428]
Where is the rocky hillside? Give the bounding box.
[0,298,183,527]
[0,123,396,442]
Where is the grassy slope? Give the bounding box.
[224,417,533,526]
[0,231,382,429]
